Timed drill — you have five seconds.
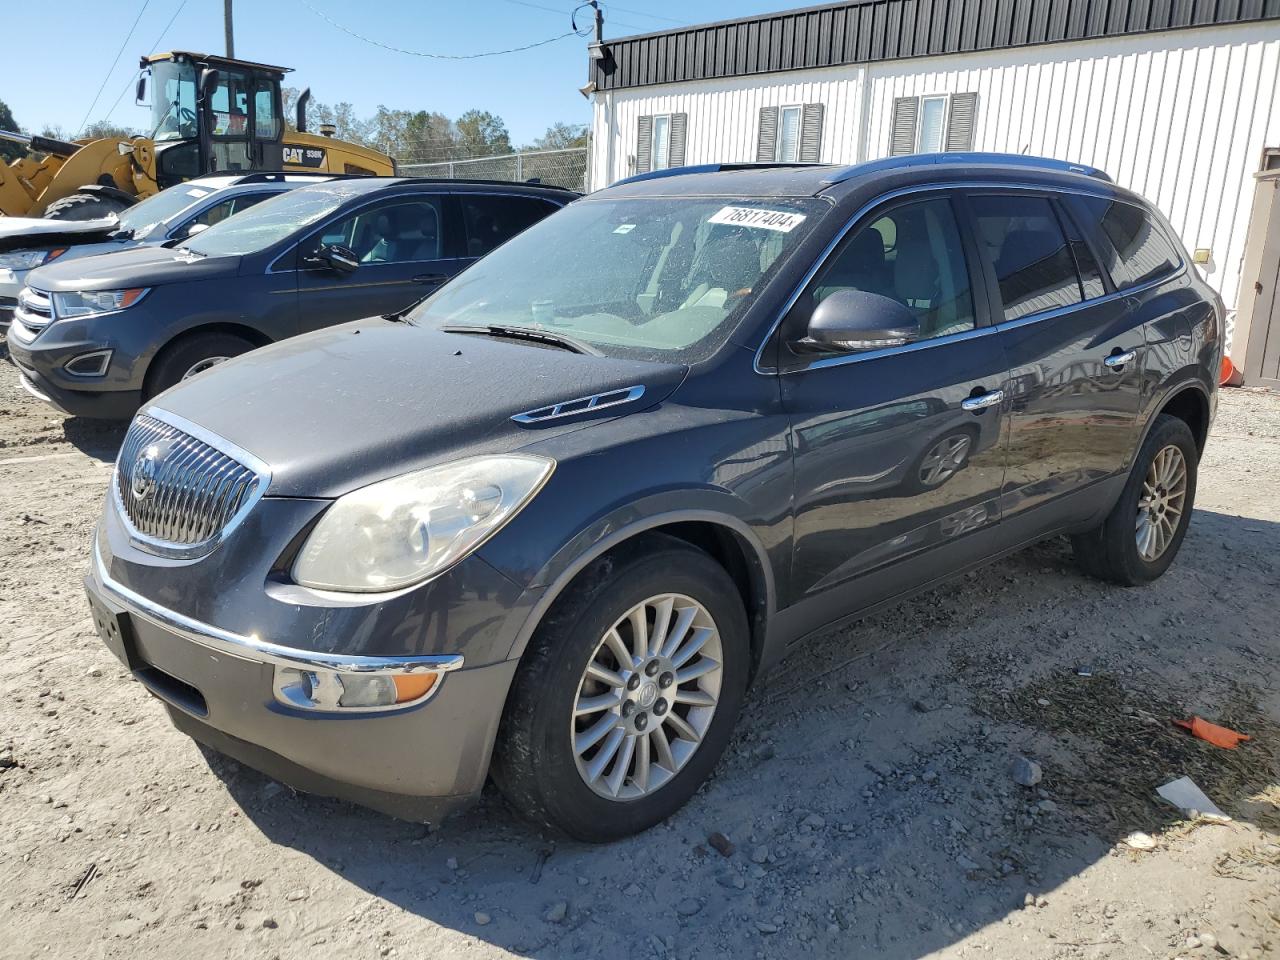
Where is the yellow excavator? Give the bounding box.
[0,51,395,220]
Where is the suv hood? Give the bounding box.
[150,321,687,498]
[25,244,237,291]
[0,215,120,253]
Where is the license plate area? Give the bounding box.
[86,588,135,669]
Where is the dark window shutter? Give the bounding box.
[945,92,978,151]
[756,106,779,162]
[636,115,653,173]
[669,113,687,167]
[890,96,919,156]
[799,102,825,163]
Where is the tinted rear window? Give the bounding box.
[1075,196,1180,290]
[461,194,561,258]
[969,194,1082,321]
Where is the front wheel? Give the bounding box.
[1071,414,1198,585]
[491,535,750,841]
[144,332,256,400]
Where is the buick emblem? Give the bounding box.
[131,441,171,501]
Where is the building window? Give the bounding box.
[636,113,687,174]
[777,105,803,162]
[918,96,948,153]
[889,92,978,156]
[651,114,672,170]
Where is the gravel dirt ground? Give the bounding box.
[1,345,1277,960]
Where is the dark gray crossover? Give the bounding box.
[9,177,574,418]
[84,155,1221,841]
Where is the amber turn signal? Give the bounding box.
[393,673,438,703]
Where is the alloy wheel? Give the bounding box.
[571,593,723,800]
[1135,444,1188,561]
[181,356,231,380]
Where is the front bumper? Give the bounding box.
[86,539,523,822]
[9,352,142,418]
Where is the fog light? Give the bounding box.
[64,349,112,377]
[273,666,441,711]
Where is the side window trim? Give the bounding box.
[775,190,991,373]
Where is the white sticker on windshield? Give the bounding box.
[186,188,210,198]
[613,223,636,234]
[708,206,806,232]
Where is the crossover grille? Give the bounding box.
[115,414,268,554]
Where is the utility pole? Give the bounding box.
[224,0,235,58]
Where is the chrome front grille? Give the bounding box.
[115,413,269,555]
[11,287,51,342]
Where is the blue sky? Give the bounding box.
[1,0,788,153]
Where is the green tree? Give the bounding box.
[530,122,588,151]
[82,120,138,140]
[455,110,511,158]
[0,99,23,162]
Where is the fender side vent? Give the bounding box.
[512,385,646,424]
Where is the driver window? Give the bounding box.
[312,198,446,264]
[799,197,976,344]
[254,83,281,139]
[209,71,250,137]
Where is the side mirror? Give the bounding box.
[798,289,920,353]
[135,74,148,106]
[305,243,360,274]
[198,68,221,104]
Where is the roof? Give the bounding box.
[144,51,293,75]
[283,176,579,197]
[596,153,1130,203]
[590,0,1280,92]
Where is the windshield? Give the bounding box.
[181,185,353,257]
[410,196,827,362]
[116,183,217,235]
[149,60,198,142]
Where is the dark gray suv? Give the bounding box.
[84,155,1221,841]
[10,177,573,418]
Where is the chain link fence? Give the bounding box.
[399,147,589,192]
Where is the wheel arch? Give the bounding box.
[1143,380,1212,456]
[144,322,273,393]
[505,509,777,684]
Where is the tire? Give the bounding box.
[491,534,750,842]
[43,192,133,221]
[1071,414,1198,586]
[145,332,256,400]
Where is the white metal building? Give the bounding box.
[585,1,1280,357]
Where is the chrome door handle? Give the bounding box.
[961,389,1004,411]
[1104,350,1137,368]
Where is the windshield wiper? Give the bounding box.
[443,324,600,355]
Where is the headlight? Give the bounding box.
[292,454,554,593]
[52,287,149,319]
[0,247,67,270]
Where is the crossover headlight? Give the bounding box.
[0,248,67,271]
[51,287,149,319]
[292,454,554,593]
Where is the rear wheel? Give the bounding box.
[491,535,749,842]
[1071,414,1198,585]
[145,332,255,400]
[43,192,132,221]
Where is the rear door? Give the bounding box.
[294,193,461,333]
[780,192,1011,607]
[963,190,1144,522]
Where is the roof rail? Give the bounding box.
[613,161,825,187]
[821,153,1112,184]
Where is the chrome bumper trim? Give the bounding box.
[91,538,464,676]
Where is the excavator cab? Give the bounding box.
[140,52,287,188]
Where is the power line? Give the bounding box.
[496,0,649,32]
[604,3,686,25]
[76,0,152,135]
[298,0,589,59]
[102,0,192,126]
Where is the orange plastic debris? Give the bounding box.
[1172,716,1251,750]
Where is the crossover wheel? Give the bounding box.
[145,332,255,400]
[1071,413,1199,585]
[492,534,749,841]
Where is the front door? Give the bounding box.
[295,195,458,333]
[780,194,1010,610]
[964,191,1144,520]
